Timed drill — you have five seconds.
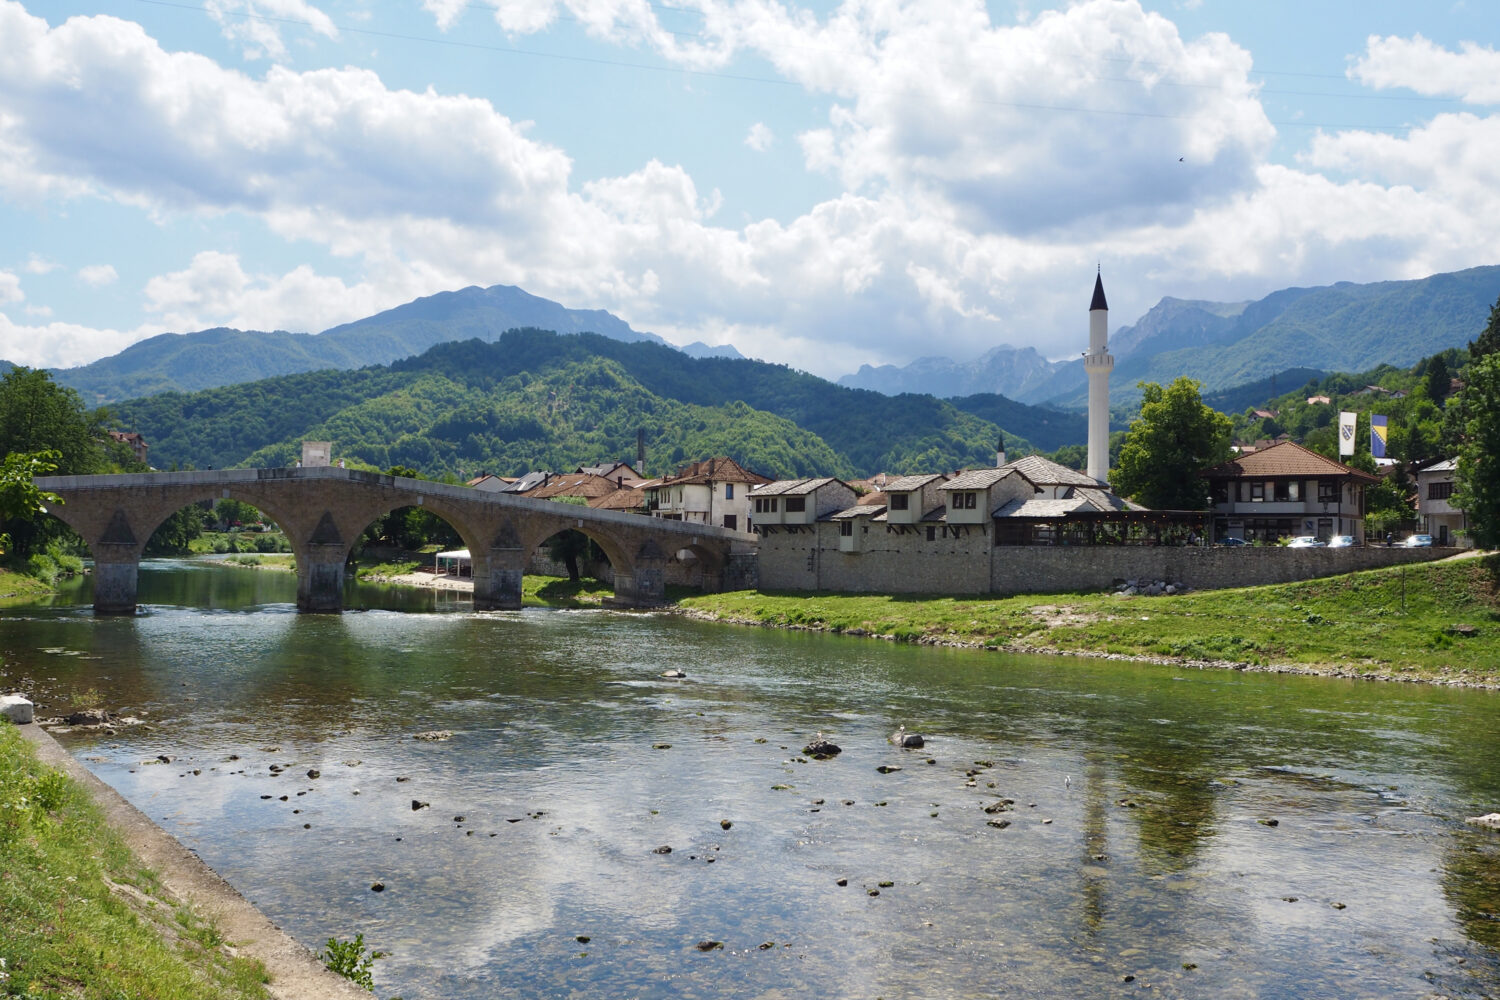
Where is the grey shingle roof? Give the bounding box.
[882,473,946,492]
[830,504,886,520]
[943,468,1013,491]
[750,477,841,497]
[1001,455,1100,487]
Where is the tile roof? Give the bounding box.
[660,456,770,486]
[527,473,624,499]
[882,473,946,492]
[588,487,647,510]
[1202,440,1380,482]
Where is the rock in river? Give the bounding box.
[803,738,841,759]
[1467,813,1500,830]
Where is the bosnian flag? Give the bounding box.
[1371,415,1389,459]
[1339,411,1357,456]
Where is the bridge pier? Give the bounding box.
[297,545,348,613]
[474,546,525,611]
[609,540,666,608]
[92,553,141,615]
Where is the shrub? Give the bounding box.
[322,933,385,991]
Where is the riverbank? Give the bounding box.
[676,553,1500,689]
[0,720,367,999]
[0,566,57,603]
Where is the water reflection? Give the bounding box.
[2,561,1499,998]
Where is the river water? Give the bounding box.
[3,560,1500,999]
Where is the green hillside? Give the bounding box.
[111,330,1059,479]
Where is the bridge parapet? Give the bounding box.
[35,468,755,614]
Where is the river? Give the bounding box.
[2,559,1499,998]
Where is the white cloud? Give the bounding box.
[420,0,466,31]
[1351,34,1500,105]
[23,253,57,274]
[143,250,392,335]
[204,0,339,61]
[0,312,164,368]
[23,303,51,317]
[2,0,1498,379]
[77,263,117,287]
[0,269,21,303]
[745,122,774,152]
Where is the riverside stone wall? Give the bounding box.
[757,523,1455,595]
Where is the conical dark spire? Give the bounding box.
[1089,271,1108,312]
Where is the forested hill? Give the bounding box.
[110,329,1083,479]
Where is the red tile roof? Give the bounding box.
[1202,440,1379,482]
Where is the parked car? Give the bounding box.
[1286,536,1326,548]
[1403,534,1434,547]
[1327,535,1357,548]
[1216,536,1248,546]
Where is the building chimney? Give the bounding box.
[637,429,645,473]
[996,432,1006,468]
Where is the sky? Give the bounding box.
[1,0,1497,379]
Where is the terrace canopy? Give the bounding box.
[434,549,472,577]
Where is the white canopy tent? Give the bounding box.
[434,549,471,578]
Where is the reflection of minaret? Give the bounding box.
[1085,270,1114,483]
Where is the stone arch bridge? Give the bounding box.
[35,467,756,614]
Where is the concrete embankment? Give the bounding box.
[14,721,369,1000]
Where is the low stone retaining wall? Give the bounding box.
[990,545,1454,595]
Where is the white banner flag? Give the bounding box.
[1338,411,1357,456]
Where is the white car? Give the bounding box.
[1403,534,1434,547]
[1327,535,1356,548]
[1286,536,1326,548]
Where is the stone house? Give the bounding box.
[643,456,770,532]
[1202,440,1378,543]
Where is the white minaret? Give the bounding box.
[1084,270,1114,483]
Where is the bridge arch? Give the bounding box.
[33,468,751,614]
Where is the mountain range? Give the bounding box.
[838,265,1500,408]
[108,329,1086,480]
[42,284,741,404]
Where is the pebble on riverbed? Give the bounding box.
[1466,812,1500,830]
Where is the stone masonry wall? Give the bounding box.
[759,524,1455,595]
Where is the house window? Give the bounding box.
[754,498,780,513]
[1239,482,1252,502]
[724,484,734,499]
[926,525,936,541]
[1210,482,1228,504]
[723,514,736,530]
[1428,481,1454,500]
[956,492,977,509]
[890,494,909,510]
[1289,480,1300,501]
[1318,480,1339,503]
[785,497,806,513]
[840,521,853,536]
[1251,482,1264,501]
[1274,480,1290,502]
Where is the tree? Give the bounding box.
[1452,353,1500,549]
[1470,293,1500,360]
[0,451,61,556]
[1110,377,1232,510]
[0,368,109,475]
[144,505,209,555]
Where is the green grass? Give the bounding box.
[524,575,616,606]
[678,555,1500,686]
[0,724,273,999]
[0,567,53,603]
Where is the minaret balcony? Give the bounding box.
[1083,352,1114,372]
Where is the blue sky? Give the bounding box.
[1,0,1497,378]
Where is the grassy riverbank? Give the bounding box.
[0,566,53,603]
[678,554,1500,687]
[0,724,273,999]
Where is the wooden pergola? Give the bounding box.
[992,509,1209,547]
